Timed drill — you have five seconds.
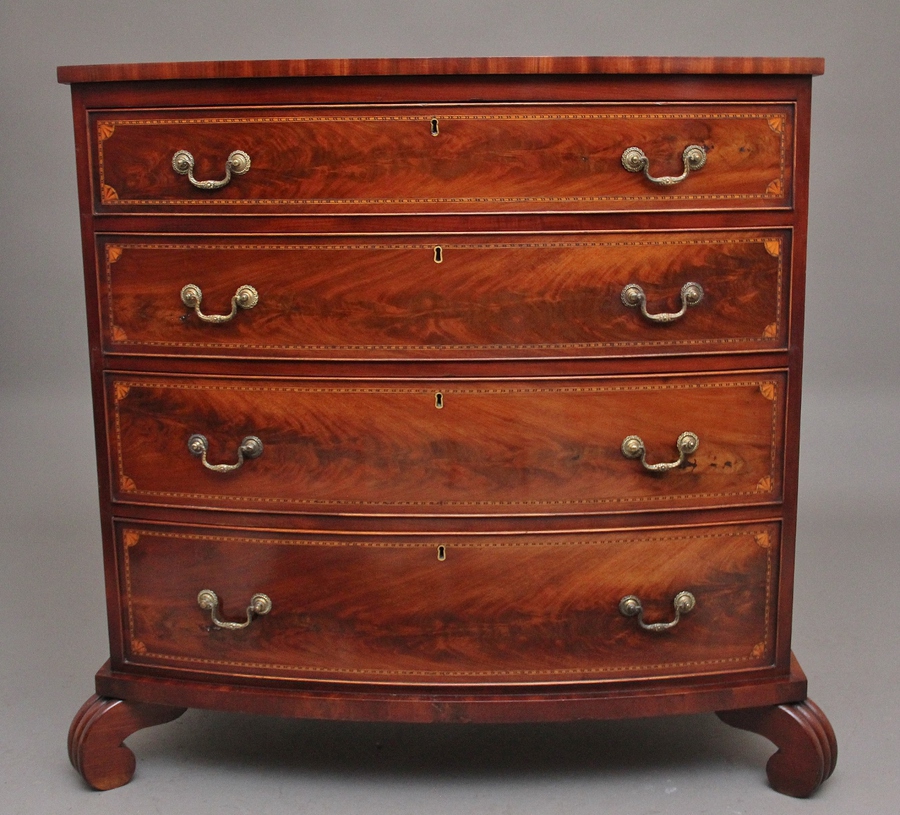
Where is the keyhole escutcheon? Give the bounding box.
[437,545,447,561]
[431,118,440,136]
[435,392,444,409]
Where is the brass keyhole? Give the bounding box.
[431,118,440,136]
[435,392,444,409]
[434,246,443,263]
[437,545,447,561]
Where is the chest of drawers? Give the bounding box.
[58,56,832,797]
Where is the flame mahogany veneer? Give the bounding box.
[59,56,832,797]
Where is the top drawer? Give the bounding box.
[90,103,794,215]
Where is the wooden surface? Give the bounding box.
[91,103,793,214]
[59,57,832,794]
[100,230,789,359]
[718,699,838,797]
[58,56,825,84]
[68,695,185,790]
[91,654,810,724]
[108,373,784,515]
[118,521,778,683]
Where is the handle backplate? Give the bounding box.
[197,589,272,630]
[180,283,259,324]
[172,149,251,190]
[619,590,696,632]
[621,431,699,472]
[621,281,704,324]
[188,433,263,473]
[621,144,707,186]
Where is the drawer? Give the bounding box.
[99,230,789,360]
[107,372,785,515]
[91,103,794,214]
[115,520,779,685]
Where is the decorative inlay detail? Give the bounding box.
[123,530,140,548]
[759,382,777,401]
[111,376,781,509]
[106,246,123,263]
[755,531,772,548]
[120,475,136,492]
[101,184,119,202]
[96,108,790,206]
[764,239,782,257]
[766,179,783,196]
[101,234,786,353]
[111,325,128,342]
[97,122,115,141]
[121,525,776,678]
[114,382,131,401]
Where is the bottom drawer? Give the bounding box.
[116,521,779,685]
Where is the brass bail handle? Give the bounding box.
[172,149,251,190]
[188,433,264,473]
[621,144,707,186]
[621,431,699,473]
[197,589,272,630]
[619,591,696,632]
[180,283,259,324]
[621,281,704,324]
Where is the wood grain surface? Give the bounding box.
[91,104,793,214]
[59,57,830,794]
[99,230,788,359]
[108,372,785,515]
[58,56,825,85]
[117,521,779,684]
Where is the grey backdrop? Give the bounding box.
[2,1,898,813]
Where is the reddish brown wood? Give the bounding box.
[117,521,778,683]
[717,699,837,797]
[94,656,811,724]
[107,372,785,516]
[58,57,829,796]
[91,103,792,214]
[68,695,185,790]
[57,56,825,85]
[99,230,789,360]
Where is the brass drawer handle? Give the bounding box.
[188,433,263,473]
[621,431,699,472]
[621,281,704,323]
[621,144,707,186]
[197,589,272,630]
[180,283,259,324]
[619,591,696,632]
[171,149,251,190]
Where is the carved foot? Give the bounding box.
[717,698,837,797]
[68,695,186,790]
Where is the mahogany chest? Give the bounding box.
[58,56,832,796]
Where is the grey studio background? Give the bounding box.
[1,1,898,813]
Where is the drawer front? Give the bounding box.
[91,104,793,213]
[99,230,789,359]
[108,373,784,515]
[116,521,779,685]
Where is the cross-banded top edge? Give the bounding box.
[57,56,824,85]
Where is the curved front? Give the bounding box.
[115,521,780,686]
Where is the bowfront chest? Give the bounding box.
[58,56,832,797]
